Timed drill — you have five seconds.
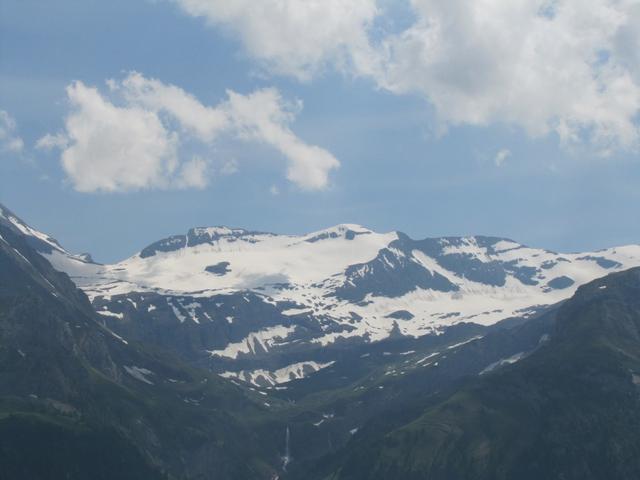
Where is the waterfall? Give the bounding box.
[282,426,291,471]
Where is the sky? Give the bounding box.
[1,0,640,263]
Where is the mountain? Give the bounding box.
[305,268,640,480]
[5,201,640,479]
[16,202,640,387]
[0,203,560,477]
[0,205,285,479]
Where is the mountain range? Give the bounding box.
[3,203,640,386]
[2,201,640,479]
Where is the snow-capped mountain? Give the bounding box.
[0,204,77,258]
[4,202,640,386]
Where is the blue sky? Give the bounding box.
[1,0,639,262]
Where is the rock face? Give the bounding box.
[5,202,640,384]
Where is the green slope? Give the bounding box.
[0,413,165,480]
[0,218,282,479]
[316,268,640,480]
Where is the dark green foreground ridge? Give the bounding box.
[0,214,281,479]
[308,268,640,480]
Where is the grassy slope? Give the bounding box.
[0,222,283,479]
[321,268,640,480]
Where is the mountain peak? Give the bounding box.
[186,225,274,243]
[138,225,274,258]
[189,226,253,237]
[138,223,380,258]
[0,203,66,254]
[303,224,375,243]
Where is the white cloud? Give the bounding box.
[177,155,209,189]
[46,81,179,193]
[223,88,339,190]
[115,72,227,142]
[40,73,339,192]
[377,0,640,151]
[494,149,511,167]
[36,133,68,151]
[0,110,25,153]
[172,0,640,152]
[171,0,380,80]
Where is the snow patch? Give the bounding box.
[220,360,335,387]
[97,310,123,320]
[209,325,297,359]
[124,366,154,384]
[480,352,527,375]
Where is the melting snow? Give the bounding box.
[221,360,335,387]
[209,325,297,359]
[480,352,527,375]
[168,301,187,323]
[124,366,154,384]
[97,310,124,320]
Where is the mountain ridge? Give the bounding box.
[4,201,640,389]
[0,206,285,479]
[5,200,640,479]
[308,267,640,480]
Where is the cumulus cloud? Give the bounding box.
[114,73,227,142]
[0,110,25,153]
[222,88,339,190]
[176,156,210,189]
[378,0,640,151]
[42,81,179,193]
[40,73,339,192]
[171,0,380,80]
[172,0,640,152]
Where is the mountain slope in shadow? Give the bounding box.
[0,209,281,479]
[310,268,640,480]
